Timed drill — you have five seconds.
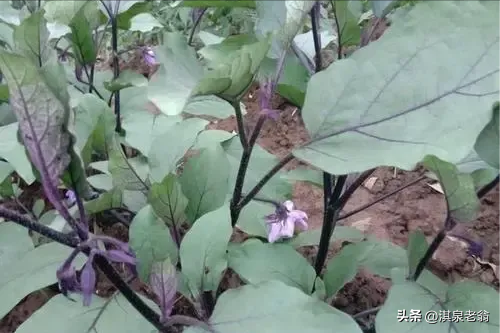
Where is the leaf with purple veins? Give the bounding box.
[149,258,177,323]
[0,52,90,215]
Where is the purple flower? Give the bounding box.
[258,78,280,121]
[65,190,76,207]
[57,263,80,296]
[56,235,137,306]
[142,46,157,66]
[265,200,308,243]
[149,260,177,323]
[81,251,97,306]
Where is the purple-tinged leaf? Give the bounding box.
[0,52,90,231]
[149,258,177,323]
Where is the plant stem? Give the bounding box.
[314,175,346,276]
[338,175,426,221]
[353,306,382,320]
[188,8,207,46]
[477,174,499,199]
[200,291,215,319]
[229,50,288,226]
[233,101,248,150]
[335,168,375,211]
[311,1,322,72]
[0,206,78,247]
[330,0,343,60]
[109,14,121,132]
[238,153,295,209]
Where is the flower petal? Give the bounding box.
[290,210,308,230]
[282,218,295,238]
[283,200,294,211]
[80,258,96,306]
[267,223,282,243]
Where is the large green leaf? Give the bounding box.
[69,6,96,66]
[129,12,162,32]
[323,238,408,298]
[294,1,499,175]
[184,280,362,333]
[289,226,364,248]
[423,155,480,222]
[149,173,188,228]
[456,150,498,189]
[406,230,428,278]
[16,293,158,333]
[148,32,204,116]
[73,94,109,163]
[179,144,230,223]
[334,0,361,47]
[254,1,314,59]
[0,122,35,184]
[179,204,232,292]
[376,278,499,333]
[14,11,54,65]
[108,134,149,191]
[194,36,271,101]
[222,137,292,201]
[370,0,397,18]
[120,86,183,156]
[0,222,33,270]
[0,242,86,319]
[148,118,208,183]
[129,204,179,282]
[228,239,317,294]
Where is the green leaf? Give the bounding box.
[228,239,317,294]
[104,70,148,92]
[148,118,208,182]
[179,145,230,223]
[198,34,258,67]
[406,230,428,278]
[323,238,408,298]
[289,226,364,248]
[179,204,232,292]
[32,198,45,218]
[422,155,480,222]
[43,1,87,25]
[193,129,236,150]
[0,222,33,270]
[14,11,54,65]
[175,0,256,8]
[222,137,292,201]
[183,95,242,120]
[334,0,361,47]
[294,1,499,176]
[282,167,323,188]
[0,122,35,184]
[120,86,182,156]
[235,201,272,238]
[255,1,314,59]
[148,32,204,116]
[276,54,309,107]
[73,94,110,162]
[456,150,498,189]
[474,102,499,169]
[69,6,96,66]
[129,12,162,32]
[108,134,149,191]
[194,36,271,101]
[0,242,86,319]
[129,204,179,282]
[84,187,123,215]
[184,280,362,333]
[149,173,188,228]
[16,293,158,333]
[376,279,499,333]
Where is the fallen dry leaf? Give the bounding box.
[427,182,444,194]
